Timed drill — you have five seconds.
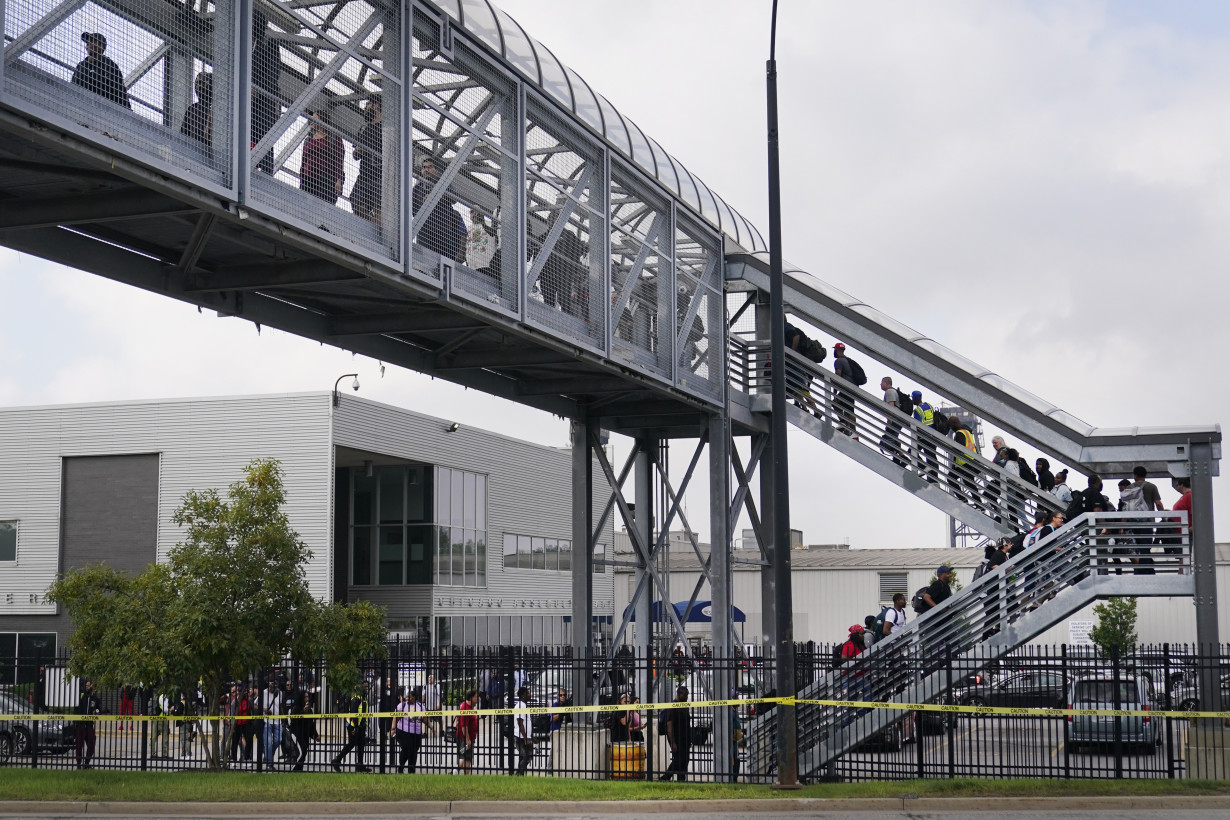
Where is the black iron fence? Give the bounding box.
[1,643,1226,782]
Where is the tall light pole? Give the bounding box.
[766,0,798,787]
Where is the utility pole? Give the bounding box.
[766,0,798,788]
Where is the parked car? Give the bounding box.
[0,691,73,755]
[1167,672,1230,712]
[953,670,1069,710]
[1066,676,1157,752]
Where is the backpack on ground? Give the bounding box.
[870,606,891,643]
[846,357,868,386]
[1017,458,1038,486]
[930,412,950,435]
[910,586,930,614]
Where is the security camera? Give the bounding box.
[351,377,360,392]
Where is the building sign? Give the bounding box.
[1069,619,1094,646]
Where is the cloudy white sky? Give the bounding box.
[0,1,1225,547]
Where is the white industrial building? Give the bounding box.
[612,533,1230,650]
[0,392,615,678]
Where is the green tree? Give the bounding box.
[1090,596,1139,657]
[47,458,387,768]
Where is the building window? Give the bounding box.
[433,467,486,587]
[0,632,57,686]
[878,571,908,605]
[502,534,598,573]
[0,521,15,562]
[350,465,452,586]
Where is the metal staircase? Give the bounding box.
[744,511,1192,779]
[729,337,1063,539]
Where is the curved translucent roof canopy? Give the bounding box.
[432,0,766,252]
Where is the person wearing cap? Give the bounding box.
[838,625,870,724]
[923,566,955,610]
[71,32,130,108]
[911,390,939,482]
[831,342,857,438]
[658,685,693,781]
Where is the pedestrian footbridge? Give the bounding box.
[0,0,1220,780]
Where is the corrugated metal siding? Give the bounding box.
[332,398,614,621]
[0,394,334,619]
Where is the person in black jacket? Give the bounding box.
[179,72,213,148]
[74,680,102,769]
[331,689,370,772]
[659,685,693,782]
[71,33,130,108]
[250,9,281,173]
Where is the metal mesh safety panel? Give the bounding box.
[523,96,606,351]
[411,14,517,305]
[3,0,236,188]
[609,162,671,381]
[674,217,722,400]
[245,0,402,264]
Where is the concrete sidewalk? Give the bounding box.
[1,796,1229,816]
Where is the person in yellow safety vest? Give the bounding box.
[948,415,981,509]
[911,391,938,482]
[331,689,371,773]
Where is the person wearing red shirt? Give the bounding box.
[1168,476,1193,567]
[455,689,479,774]
[299,110,345,204]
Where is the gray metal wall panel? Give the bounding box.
[62,454,159,576]
[0,394,334,627]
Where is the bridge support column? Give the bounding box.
[709,413,734,780]
[634,437,654,666]
[571,419,594,711]
[1188,441,1221,714]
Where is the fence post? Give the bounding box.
[140,695,149,772]
[1111,646,1123,779]
[944,647,955,780]
[1163,642,1175,779]
[378,657,388,775]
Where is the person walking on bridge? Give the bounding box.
[912,391,939,482]
[832,343,858,438]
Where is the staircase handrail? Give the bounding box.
[729,335,1063,527]
[745,509,1191,775]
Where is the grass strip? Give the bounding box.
[1,771,1228,803]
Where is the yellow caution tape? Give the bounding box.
[4,695,1228,722]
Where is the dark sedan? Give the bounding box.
[953,670,1068,709]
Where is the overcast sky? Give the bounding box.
[0,1,1224,549]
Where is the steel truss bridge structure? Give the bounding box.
[0,0,1221,781]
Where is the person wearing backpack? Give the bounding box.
[980,540,1011,638]
[1051,469,1073,505]
[879,376,908,467]
[947,417,981,509]
[878,593,908,642]
[911,390,939,482]
[831,343,860,438]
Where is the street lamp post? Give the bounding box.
[766,0,798,788]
